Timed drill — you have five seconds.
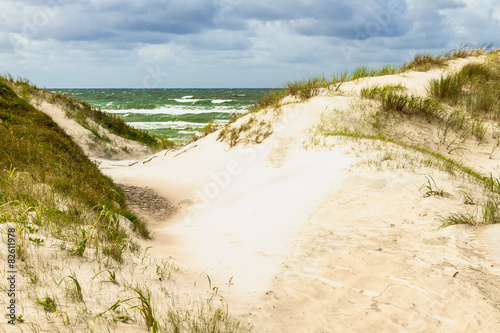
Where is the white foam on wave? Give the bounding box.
[104,106,245,115]
[181,95,194,99]
[128,121,206,130]
[174,98,202,103]
[211,99,232,104]
[179,130,201,135]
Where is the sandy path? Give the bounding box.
[105,99,355,304]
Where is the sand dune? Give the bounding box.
[97,56,500,331]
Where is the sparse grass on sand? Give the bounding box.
[323,46,500,227]
[400,43,493,72]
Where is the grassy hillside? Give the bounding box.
[0,80,148,262]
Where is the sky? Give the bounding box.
[0,0,499,88]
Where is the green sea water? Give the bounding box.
[51,89,272,142]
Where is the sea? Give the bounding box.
[50,89,272,143]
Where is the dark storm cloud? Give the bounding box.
[114,1,219,34]
[2,0,482,47]
[2,0,220,42]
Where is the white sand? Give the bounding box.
[40,55,500,331]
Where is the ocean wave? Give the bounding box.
[128,121,206,130]
[181,95,194,99]
[211,99,232,104]
[104,106,245,115]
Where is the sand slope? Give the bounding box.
[37,101,152,160]
[98,56,500,332]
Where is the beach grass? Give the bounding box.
[0,80,150,265]
[218,46,499,151]
[400,43,492,72]
[429,60,500,119]
[235,45,496,120]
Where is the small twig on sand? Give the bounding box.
[174,144,198,158]
[142,156,157,164]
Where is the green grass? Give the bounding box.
[440,195,500,227]
[400,53,448,72]
[439,212,476,227]
[323,131,500,228]
[326,57,500,227]
[360,83,406,99]
[428,75,464,103]
[239,45,498,119]
[222,46,498,142]
[428,54,500,120]
[48,92,173,149]
[36,296,57,313]
[359,53,500,155]
[284,76,329,99]
[225,47,500,228]
[350,65,400,80]
[361,85,444,122]
[246,89,286,113]
[130,286,160,333]
[0,81,149,264]
[241,62,403,117]
[323,131,497,192]
[201,120,219,136]
[419,176,450,197]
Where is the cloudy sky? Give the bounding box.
[0,0,499,88]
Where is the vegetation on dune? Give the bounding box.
[400,43,492,72]
[327,47,500,227]
[255,44,494,109]
[0,81,149,262]
[220,46,490,231]
[361,86,445,122]
[1,45,498,331]
[0,74,173,150]
[429,60,500,119]
[49,92,173,149]
[217,46,500,217]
